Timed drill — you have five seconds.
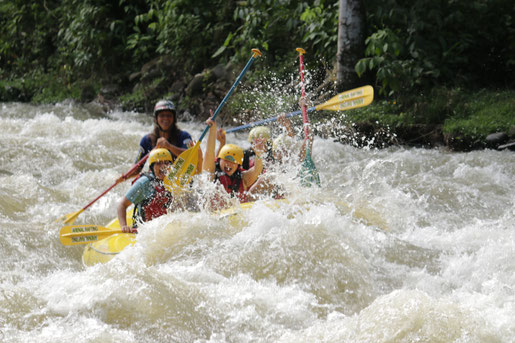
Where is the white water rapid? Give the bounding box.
[1,101,514,342]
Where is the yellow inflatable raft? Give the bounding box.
[80,198,386,266]
[81,209,136,266]
[81,200,286,266]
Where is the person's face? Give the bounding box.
[219,159,238,176]
[157,110,175,130]
[153,160,171,180]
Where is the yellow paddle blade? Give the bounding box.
[316,85,374,111]
[60,224,122,246]
[164,141,200,192]
[318,94,373,111]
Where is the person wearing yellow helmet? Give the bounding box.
[210,112,298,200]
[214,125,273,170]
[117,148,175,232]
[203,116,263,206]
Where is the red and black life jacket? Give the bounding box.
[214,159,249,203]
[132,172,172,225]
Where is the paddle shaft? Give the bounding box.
[198,49,261,142]
[81,153,149,212]
[163,49,261,190]
[61,229,123,238]
[225,85,374,133]
[59,153,150,224]
[59,224,137,246]
[226,109,305,133]
[297,47,321,187]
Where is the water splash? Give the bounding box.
[1,101,514,342]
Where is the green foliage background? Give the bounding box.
[1,0,513,95]
[0,0,514,148]
[358,0,515,95]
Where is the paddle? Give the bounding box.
[57,153,150,225]
[225,85,374,133]
[163,48,262,191]
[59,224,136,246]
[296,48,321,187]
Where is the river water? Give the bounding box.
[1,101,514,342]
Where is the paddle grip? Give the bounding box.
[122,153,149,179]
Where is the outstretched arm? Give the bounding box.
[215,128,226,158]
[242,153,263,189]
[245,134,267,188]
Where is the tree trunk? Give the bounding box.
[336,0,365,92]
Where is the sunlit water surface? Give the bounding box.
[0,101,514,342]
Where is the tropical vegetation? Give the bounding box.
[1,0,514,149]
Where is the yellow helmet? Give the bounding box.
[248,126,271,143]
[218,144,244,165]
[148,148,173,165]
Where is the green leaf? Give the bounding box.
[355,60,367,76]
[211,45,226,58]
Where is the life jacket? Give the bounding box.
[214,159,249,203]
[132,172,172,225]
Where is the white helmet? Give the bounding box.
[153,100,176,116]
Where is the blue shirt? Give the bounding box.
[134,130,193,164]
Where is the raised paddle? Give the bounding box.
[296,48,321,187]
[225,85,374,133]
[164,48,262,191]
[59,224,136,246]
[57,153,150,225]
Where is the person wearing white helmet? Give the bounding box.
[119,99,195,182]
[117,148,175,232]
[203,116,263,207]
